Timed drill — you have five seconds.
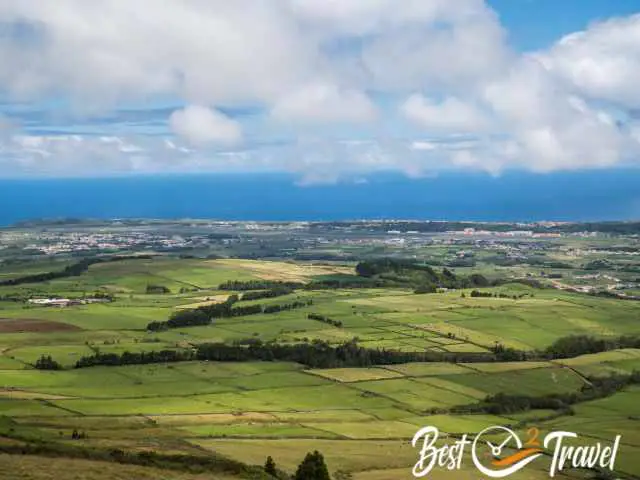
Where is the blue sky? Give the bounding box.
[489,0,640,49]
[0,0,639,183]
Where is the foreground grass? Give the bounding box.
[0,454,244,480]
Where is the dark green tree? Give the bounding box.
[264,456,277,476]
[145,284,170,294]
[294,450,330,480]
[34,354,62,370]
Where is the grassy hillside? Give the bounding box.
[0,454,245,480]
[0,257,639,479]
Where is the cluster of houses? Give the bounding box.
[23,231,199,255]
[27,297,111,307]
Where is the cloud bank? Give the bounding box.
[0,1,639,181]
[169,106,241,146]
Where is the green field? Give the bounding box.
[1,256,639,479]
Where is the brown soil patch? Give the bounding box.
[0,318,81,333]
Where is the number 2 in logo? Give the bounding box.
[526,427,541,447]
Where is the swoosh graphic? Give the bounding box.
[492,448,543,467]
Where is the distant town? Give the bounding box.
[1,219,639,302]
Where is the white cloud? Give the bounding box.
[410,141,437,151]
[540,14,640,108]
[0,0,509,105]
[169,106,241,146]
[0,1,639,179]
[290,0,510,92]
[0,134,150,176]
[271,83,377,123]
[481,56,630,172]
[0,0,315,107]
[402,95,490,132]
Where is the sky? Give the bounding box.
[0,0,639,184]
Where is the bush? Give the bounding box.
[264,456,277,476]
[146,285,170,294]
[34,355,62,370]
[414,284,437,294]
[308,313,343,328]
[294,451,330,480]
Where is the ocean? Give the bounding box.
[0,170,639,225]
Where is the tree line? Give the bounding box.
[74,349,194,368]
[218,280,304,291]
[240,287,294,301]
[307,313,343,328]
[220,277,385,291]
[147,297,314,331]
[544,334,640,359]
[70,339,495,370]
[0,255,154,287]
[491,334,640,362]
[196,340,494,368]
[468,290,530,299]
[44,333,640,371]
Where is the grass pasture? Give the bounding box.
[193,438,418,474]
[307,367,404,383]
[0,255,639,478]
[444,367,587,397]
[554,348,640,377]
[538,387,640,477]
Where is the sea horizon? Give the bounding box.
[1,170,639,226]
